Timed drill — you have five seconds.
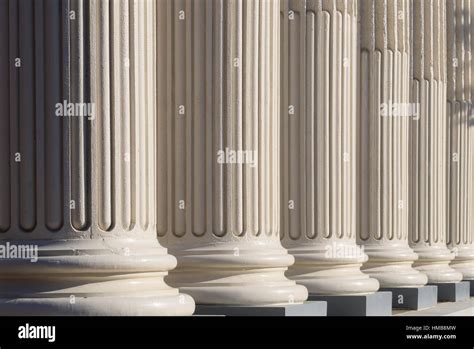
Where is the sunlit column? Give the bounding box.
[0,0,194,315]
[280,0,380,295]
[358,0,428,287]
[408,0,462,284]
[156,0,308,306]
[446,0,474,281]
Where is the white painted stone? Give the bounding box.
[280,0,379,295]
[446,0,474,281]
[408,0,462,284]
[156,0,308,306]
[358,0,428,288]
[0,0,194,316]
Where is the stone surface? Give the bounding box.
[0,0,194,316]
[433,282,470,302]
[382,286,438,310]
[156,0,308,307]
[358,0,428,288]
[195,302,327,317]
[309,292,392,316]
[446,0,474,282]
[408,0,462,284]
[280,0,379,296]
[395,298,474,316]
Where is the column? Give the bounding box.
[446,0,474,280]
[408,0,462,284]
[358,0,428,287]
[280,0,379,295]
[156,0,308,306]
[0,0,194,315]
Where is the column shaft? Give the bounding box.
[358,0,428,287]
[0,0,194,315]
[280,0,379,295]
[408,0,462,283]
[446,0,474,280]
[156,0,308,306]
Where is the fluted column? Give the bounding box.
[156,0,308,306]
[0,0,194,315]
[280,0,379,295]
[358,0,428,287]
[408,0,462,283]
[447,0,474,280]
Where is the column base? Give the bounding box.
[450,246,474,280]
[0,294,195,316]
[194,301,327,316]
[309,291,392,316]
[285,242,380,295]
[413,246,463,283]
[381,286,438,310]
[0,238,195,316]
[362,244,428,288]
[414,263,463,284]
[431,281,470,302]
[166,240,309,306]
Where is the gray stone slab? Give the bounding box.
[309,291,392,316]
[381,286,438,310]
[194,301,327,316]
[431,281,470,302]
[468,280,474,297]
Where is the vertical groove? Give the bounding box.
[110,0,122,232]
[0,0,10,232]
[9,0,20,234]
[44,0,65,232]
[93,0,113,231]
[145,0,155,230]
[193,0,206,236]
[18,0,36,232]
[70,0,89,230]
[121,0,132,230]
[156,0,168,236]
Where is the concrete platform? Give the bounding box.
[431,281,470,302]
[468,280,474,296]
[194,301,327,316]
[381,286,437,310]
[395,298,474,316]
[309,291,392,316]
